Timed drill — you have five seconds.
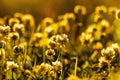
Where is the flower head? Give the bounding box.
[52,60,62,72]
[95,5,107,15]
[13,23,25,36]
[9,32,19,41]
[6,61,19,70]
[101,47,115,61]
[13,44,24,54]
[74,5,86,15]
[0,25,11,35]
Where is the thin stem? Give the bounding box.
[12,70,13,80]
[74,57,78,76]
[60,48,63,80]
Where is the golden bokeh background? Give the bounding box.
[0,0,120,24]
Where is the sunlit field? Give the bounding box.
[0,0,120,80]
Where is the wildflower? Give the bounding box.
[6,61,19,70]
[48,39,57,49]
[99,57,108,68]
[63,13,76,21]
[13,23,25,36]
[8,32,19,41]
[101,47,115,61]
[74,5,86,15]
[56,34,69,45]
[8,18,20,27]
[39,63,52,73]
[52,60,62,72]
[79,32,93,45]
[22,14,35,28]
[45,48,55,56]
[32,32,43,42]
[42,17,54,27]
[22,14,35,41]
[0,40,6,49]
[95,5,107,15]
[0,25,11,35]
[45,49,55,60]
[111,43,120,53]
[13,45,24,54]
[48,34,69,48]
[14,12,23,23]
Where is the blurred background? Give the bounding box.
[0,0,120,24]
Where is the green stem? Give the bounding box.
[60,49,63,80]
[12,70,13,80]
[74,57,78,76]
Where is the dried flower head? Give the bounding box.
[13,44,24,54]
[22,14,35,28]
[0,25,11,35]
[32,32,43,42]
[48,39,57,49]
[52,60,62,72]
[45,49,55,60]
[79,32,93,45]
[63,13,76,21]
[13,23,25,36]
[56,34,69,45]
[42,17,54,27]
[39,63,52,73]
[48,34,69,48]
[101,47,115,60]
[111,43,120,53]
[74,5,86,15]
[8,32,19,41]
[6,61,19,70]
[99,56,107,64]
[8,18,20,27]
[45,48,55,56]
[95,5,107,15]
[14,12,23,23]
